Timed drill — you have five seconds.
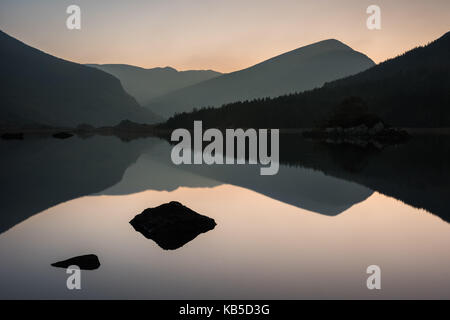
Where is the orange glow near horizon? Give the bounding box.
[0,0,449,73]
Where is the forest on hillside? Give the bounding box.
[163,32,450,129]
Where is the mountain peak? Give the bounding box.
[318,38,353,50]
[162,66,177,72]
[268,38,357,65]
[294,38,354,53]
[148,38,375,118]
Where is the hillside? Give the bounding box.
[147,39,375,118]
[0,31,161,128]
[164,32,450,129]
[86,64,221,105]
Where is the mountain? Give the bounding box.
[278,134,450,223]
[164,32,450,129]
[147,39,375,118]
[0,31,161,128]
[86,64,221,105]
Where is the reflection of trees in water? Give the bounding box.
[279,134,450,222]
[1,133,448,235]
[326,143,377,173]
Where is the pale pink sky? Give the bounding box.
[1,0,449,72]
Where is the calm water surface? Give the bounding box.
[0,136,449,299]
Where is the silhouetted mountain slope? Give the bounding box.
[147,39,375,118]
[86,64,221,105]
[0,31,160,128]
[165,32,450,129]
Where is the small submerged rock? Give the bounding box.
[130,201,217,250]
[52,132,74,139]
[51,254,100,270]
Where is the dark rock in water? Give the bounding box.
[1,132,24,140]
[52,132,74,139]
[51,254,100,270]
[130,201,217,250]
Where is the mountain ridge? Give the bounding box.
[86,63,222,105]
[163,31,450,129]
[146,38,375,118]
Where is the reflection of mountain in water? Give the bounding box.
[0,136,157,234]
[0,135,373,234]
[1,133,448,234]
[101,140,373,216]
[99,141,221,194]
[104,134,450,223]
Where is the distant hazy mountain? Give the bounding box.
[147,39,375,118]
[0,31,161,128]
[165,31,450,129]
[86,64,221,106]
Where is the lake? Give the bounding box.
[0,134,449,299]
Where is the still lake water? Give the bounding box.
[0,135,449,299]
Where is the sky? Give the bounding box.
[0,0,449,73]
